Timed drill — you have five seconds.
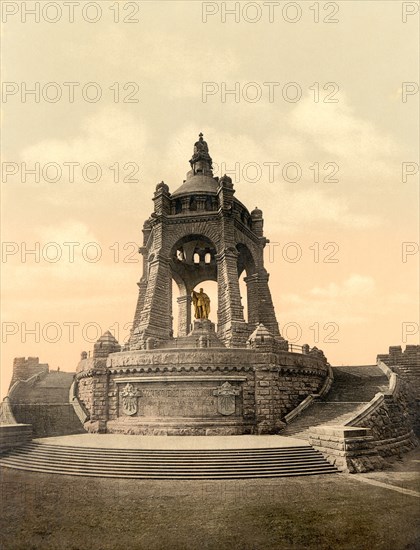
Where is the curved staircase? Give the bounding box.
[0,442,338,479]
[282,365,389,439]
[10,371,84,437]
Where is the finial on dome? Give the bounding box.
[189,132,213,173]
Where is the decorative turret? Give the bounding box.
[93,331,121,359]
[153,181,171,215]
[251,206,264,237]
[217,173,235,211]
[247,323,288,352]
[247,323,273,348]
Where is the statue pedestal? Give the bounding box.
[190,319,215,334]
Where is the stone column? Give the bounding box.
[244,270,279,337]
[132,276,148,332]
[216,248,248,347]
[177,295,192,336]
[244,273,259,332]
[134,254,172,346]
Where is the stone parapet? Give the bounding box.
[343,361,418,459]
[308,426,385,473]
[309,359,418,472]
[377,345,420,433]
[0,424,32,454]
[0,397,17,425]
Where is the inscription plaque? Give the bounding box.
[117,381,243,419]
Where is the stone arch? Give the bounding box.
[161,221,221,257]
[236,243,257,277]
[236,243,257,325]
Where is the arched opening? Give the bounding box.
[175,199,182,214]
[189,196,197,211]
[239,273,248,322]
[172,278,180,337]
[236,243,257,326]
[205,196,213,211]
[169,234,218,337]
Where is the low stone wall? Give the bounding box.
[284,364,334,424]
[0,397,33,453]
[308,426,386,473]
[0,397,17,424]
[0,424,32,454]
[344,362,417,458]
[69,380,90,425]
[377,345,420,433]
[308,360,418,472]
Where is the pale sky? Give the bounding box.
[1,1,419,397]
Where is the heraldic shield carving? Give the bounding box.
[213,381,240,416]
[121,383,141,416]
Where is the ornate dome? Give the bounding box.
[172,174,218,196]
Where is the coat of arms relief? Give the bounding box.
[213,381,240,416]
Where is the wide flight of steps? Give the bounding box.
[282,365,389,440]
[10,371,84,437]
[0,442,338,479]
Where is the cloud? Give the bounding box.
[310,274,376,299]
[288,92,397,160]
[268,188,380,230]
[280,274,376,324]
[20,107,148,165]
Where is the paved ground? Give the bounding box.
[1,449,419,550]
[33,434,310,449]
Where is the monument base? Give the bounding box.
[76,344,330,436]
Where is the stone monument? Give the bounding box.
[75,134,330,435]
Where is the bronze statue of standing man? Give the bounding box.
[191,288,211,319]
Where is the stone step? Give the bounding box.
[10,443,321,458]
[9,451,326,466]
[0,463,337,479]
[0,443,338,479]
[283,365,389,440]
[12,372,75,404]
[3,456,330,471]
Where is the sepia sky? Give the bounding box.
[1,0,419,397]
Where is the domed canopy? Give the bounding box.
[172,174,218,196]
